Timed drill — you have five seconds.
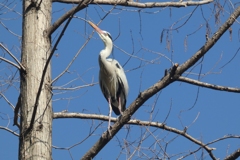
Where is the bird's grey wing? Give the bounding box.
[115,61,129,113]
[115,62,129,97]
[116,76,127,112]
[99,74,121,115]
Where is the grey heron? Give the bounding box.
[88,21,129,132]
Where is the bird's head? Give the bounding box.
[88,21,113,46]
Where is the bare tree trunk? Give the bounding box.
[19,0,52,159]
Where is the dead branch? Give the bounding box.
[0,43,25,71]
[53,0,214,8]
[54,112,216,159]
[0,21,22,38]
[0,90,21,128]
[0,2,22,16]
[0,92,15,110]
[0,126,19,136]
[178,135,240,159]
[206,135,240,146]
[0,56,21,70]
[46,0,93,36]
[178,76,240,93]
[48,0,213,36]
[52,82,98,90]
[52,121,103,150]
[51,34,93,84]
[224,148,240,160]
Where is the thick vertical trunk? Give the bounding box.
[19,0,52,159]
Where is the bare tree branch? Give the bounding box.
[0,91,20,129]
[178,76,240,93]
[0,56,21,70]
[0,2,22,16]
[51,33,93,84]
[0,43,25,71]
[206,135,240,146]
[46,0,92,36]
[224,148,240,160]
[53,0,214,8]
[0,91,20,127]
[0,92,16,111]
[0,126,19,136]
[52,121,103,150]
[54,112,216,159]
[81,6,240,160]
[52,82,98,90]
[48,0,213,36]
[0,21,22,38]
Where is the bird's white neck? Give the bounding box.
[99,41,113,59]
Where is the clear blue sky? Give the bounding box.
[1,1,240,159]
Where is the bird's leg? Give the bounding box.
[108,97,112,136]
[118,97,124,115]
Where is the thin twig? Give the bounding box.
[0,92,15,110]
[0,56,21,70]
[0,21,22,38]
[52,82,98,90]
[46,0,93,36]
[51,35,93,84]
[0,126,19,136]
[178,76,240,93]
[0,43,25,71]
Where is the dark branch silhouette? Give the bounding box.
[224,148,240,160]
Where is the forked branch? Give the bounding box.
[0,43,25,71]
[0,57,21,70]
[54,112,215,154]
[46,0,93,36]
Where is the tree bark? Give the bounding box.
[19,0,52,159]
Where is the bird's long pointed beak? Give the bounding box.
[88,21,103,34]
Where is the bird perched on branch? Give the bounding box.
[88,21,129,132]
